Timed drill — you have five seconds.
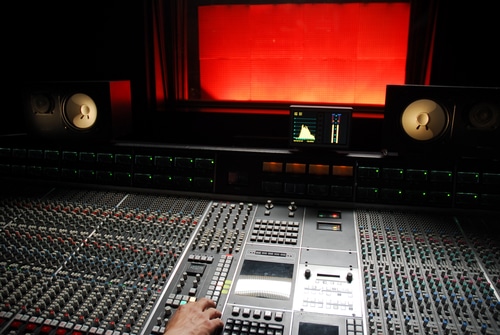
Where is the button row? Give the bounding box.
[231,306,284,322]
[224,318,284,335]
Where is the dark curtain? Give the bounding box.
[169,1,190,100]
[144,0,188,110]
[405,0,441,85]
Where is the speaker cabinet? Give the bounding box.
[24,81,132,142]
[382,85,500,159]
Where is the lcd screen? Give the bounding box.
[299,322,339,335]
[290,105,352,149]
[234,260,294,300]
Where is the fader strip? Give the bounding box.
[1,186,499,335]
[358,209,500,335]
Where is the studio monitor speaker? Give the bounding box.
[382,84,500,159]
[24,80,132,142]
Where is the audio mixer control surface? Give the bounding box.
[0,187,499,335]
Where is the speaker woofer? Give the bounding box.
[63,93,98,130]
[401,99,449,141]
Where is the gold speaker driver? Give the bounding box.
[401,99,448,141]
[64,93,98,130]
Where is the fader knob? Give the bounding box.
[346,272,353,283]
[305,269,311,279]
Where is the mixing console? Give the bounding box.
[0,184,499,335]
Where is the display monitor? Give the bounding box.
[234,259,294,300]
[290,105,352,150]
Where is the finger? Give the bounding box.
[209,316,224,329]
[205,307,222,319]
[197,297,216,310]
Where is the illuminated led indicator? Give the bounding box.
[309,164,329,176]
[332,165,353,177]
[318,210,341,219]
[331,113,342,144]
[262,162,283,173]
[286,163,306,174]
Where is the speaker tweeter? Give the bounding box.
[31,93,54,115]
[467,102,499,130]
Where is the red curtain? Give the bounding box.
[198,3,410,105]
[147,0,439,109]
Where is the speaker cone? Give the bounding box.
[64,93,98,130]
[31,93,54,114]
[401,99,448,141]
[467,102,499,130]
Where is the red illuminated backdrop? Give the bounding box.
[198,3,410,106]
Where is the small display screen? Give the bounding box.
[290,105,352,149]
[234,260,294,300]
[299,322,339,335]
[317,222,342,231]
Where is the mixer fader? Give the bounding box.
[1,185,499,335]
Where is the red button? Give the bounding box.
[40,325,53,334]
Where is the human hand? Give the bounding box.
[163,297,224,335]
